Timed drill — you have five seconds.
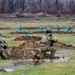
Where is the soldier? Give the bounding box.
[0,34,8,59]
[40,28,58,58]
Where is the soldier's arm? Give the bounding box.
[52,36,58,43]
[2,37,8,49]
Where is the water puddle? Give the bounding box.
[0,50,71,72]
[43,57,69,63]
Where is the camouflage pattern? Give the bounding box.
[41,45,56,57]
[40,33,57,57]
[0,35,8,59]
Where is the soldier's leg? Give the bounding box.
[41,46,51,57]
[50,47,56,57]
[40,46,48,59]
[0,49,6,59]
[41,46,47,54]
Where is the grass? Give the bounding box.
[35,33,75,46]
[1,53,75,75]
[4,33,75,47]
[0,17,75,30]
[0,18,75,75]
[55,34,75,46]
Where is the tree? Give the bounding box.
[68,0,75,14]
[0,0,7,14]
[55,0,61,17]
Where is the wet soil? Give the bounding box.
[0,35,73,72]
[0,50,71,72]
[14,36,42,41]
[5,36,75,60]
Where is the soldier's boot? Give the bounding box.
[50,50,56,58]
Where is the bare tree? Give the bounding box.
[0,0,75,16]
[68,0,75,14]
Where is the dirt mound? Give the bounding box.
[14,36,75,49]
[11,31,75,34]
[14,36,42,41]
[10,32,30,34]
[6,40,40,60]
[6,42,75,60]
[6,46,39,60]
[5,36,75,60]
[54,42,75,49]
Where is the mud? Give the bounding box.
[5,36,75,60]
[0,50,71,72]
[54,42,75,49]
[0,32,74,72]
[14,36,42,41]
[14,36,75,49]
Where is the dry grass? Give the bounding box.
[0,18,75,30]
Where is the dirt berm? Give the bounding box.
[10,31,75,34]
[5,36,75,60]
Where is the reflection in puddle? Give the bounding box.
[0,57,69,72]
[0,50,71,72]
[53,58,69,63]
[43,58,69,63]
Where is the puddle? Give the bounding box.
[0,50,71,72]
[0,57,70,72]
[53,58,69,63]
[40,57,69,63]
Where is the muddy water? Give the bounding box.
[0,50,73,72]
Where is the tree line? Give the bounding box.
[0,0,75,16]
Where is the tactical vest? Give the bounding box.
[41,34,57,46]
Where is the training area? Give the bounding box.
[0,0,75,75]
[0,17,75,75]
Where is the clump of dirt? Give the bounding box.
[14,36,42,41]
[6,39,40,60]
[54,42,75,49]
[5,36,75,60]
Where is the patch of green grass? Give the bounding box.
[6,37,24,47]
[54,34,75,46]
[0,50,75,75]
[1,60,75,75]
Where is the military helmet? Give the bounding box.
[45,28,52,34]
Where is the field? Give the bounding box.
[0,18,75,75]
[0,17,75,30]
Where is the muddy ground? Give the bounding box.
[5,36,75,60]
[0,52,71,72]
[0,36,74,72]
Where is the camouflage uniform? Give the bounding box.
[0,34,8,59]
[40,33,57,58]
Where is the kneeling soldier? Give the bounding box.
[40,28,58,58]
